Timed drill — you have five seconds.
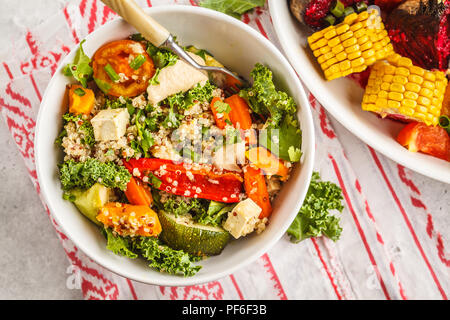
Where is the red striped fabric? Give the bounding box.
[0,0,448,300]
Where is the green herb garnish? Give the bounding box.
[129,54,146,70]
[62,39,93,88]
[104,64,120,82]
[74,88,86,96]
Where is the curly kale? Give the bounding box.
[59,158,131,191]
[102,228,201,277]
[133,237,202,277]
[163,196,208,218]
[239,63,302,162]
[287,172,344,243]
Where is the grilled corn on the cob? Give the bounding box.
[308,9,394,81]
[362,53,448,126]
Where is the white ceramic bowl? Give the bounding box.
[35,5,315,286]
[269,0,450,183]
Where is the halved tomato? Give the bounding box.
[397,122,450,161]
[92,40,155,97]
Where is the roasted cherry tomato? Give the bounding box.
[397,122,450,161]
[92,40,155,97]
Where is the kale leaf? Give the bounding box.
[59,158,131,191]
[239,63,302,162]
[102,228,202,277]
[199,0,265,19]
[133,237,202,277]
[287,172,344,243]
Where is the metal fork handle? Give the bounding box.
[101,0,170,47]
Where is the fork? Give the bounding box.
[100,0,247,94]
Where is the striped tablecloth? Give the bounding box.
[1,0,448,300]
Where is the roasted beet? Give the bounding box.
[289,0,369,30]
[385,0,449,71]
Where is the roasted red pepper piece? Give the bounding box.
[396,122,450,161]
[124,158,243,203]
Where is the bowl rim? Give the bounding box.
[268,0,450,184]
[35,4,316,286]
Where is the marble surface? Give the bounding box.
[0,0,82,300]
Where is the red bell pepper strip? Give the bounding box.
[124,158,243,203]
[397,122,450,161]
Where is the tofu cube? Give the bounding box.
[146,52,208,105]
[223,198,262,239]
[90,108,130,141]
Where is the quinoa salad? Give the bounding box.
[56,33,303,276]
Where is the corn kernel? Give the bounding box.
[392,75,408,85]
[351,57,365,68]
[320,46,331,55]
[339,60,352,71]
[388,100,401,109]
[348,51,362,60]
[408,74,424,85]
[395,67,410,77]
[328,36,341,48]
[423,71,436,82]
[357,35,369,45]
[322,57,338,69]
[336,24,350,35]
[388,92,403,101]
[404,91,419,100]
[345,44,360,54]
[313,49,322,57]
[317,55,327,64]
[409,66,425,76]
[328,64,341,74]
[368,94,377,103]
[354,28,366,39]
[421,81,435,91]
[397,57,413,68]
[354,65,367,73]
[435,72,445,81]
[390,83,405,93]
[436,81,446,91]
[378,90,388,99]
[357,10,369,22]
[342,68,354,77]
[362,49,375,59]
[418,96,431,106]
[416,105,429,113]
[364,56,377,65]
[331,45,344,55]
[405,82,421,93]
[429,105,440,116]
[383,74,394,83]
[419,88,433,99]
[375,98,388,108]
[386,54,401,65]
[414,113,427,122]
[342,37,358,48]
[324,29,337,40]
[336,51,347,62]
[381,82,390,91]
[401,99,417,109]
[344,13,358,25]
[360,41,373,51]
[399,107,415,116]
